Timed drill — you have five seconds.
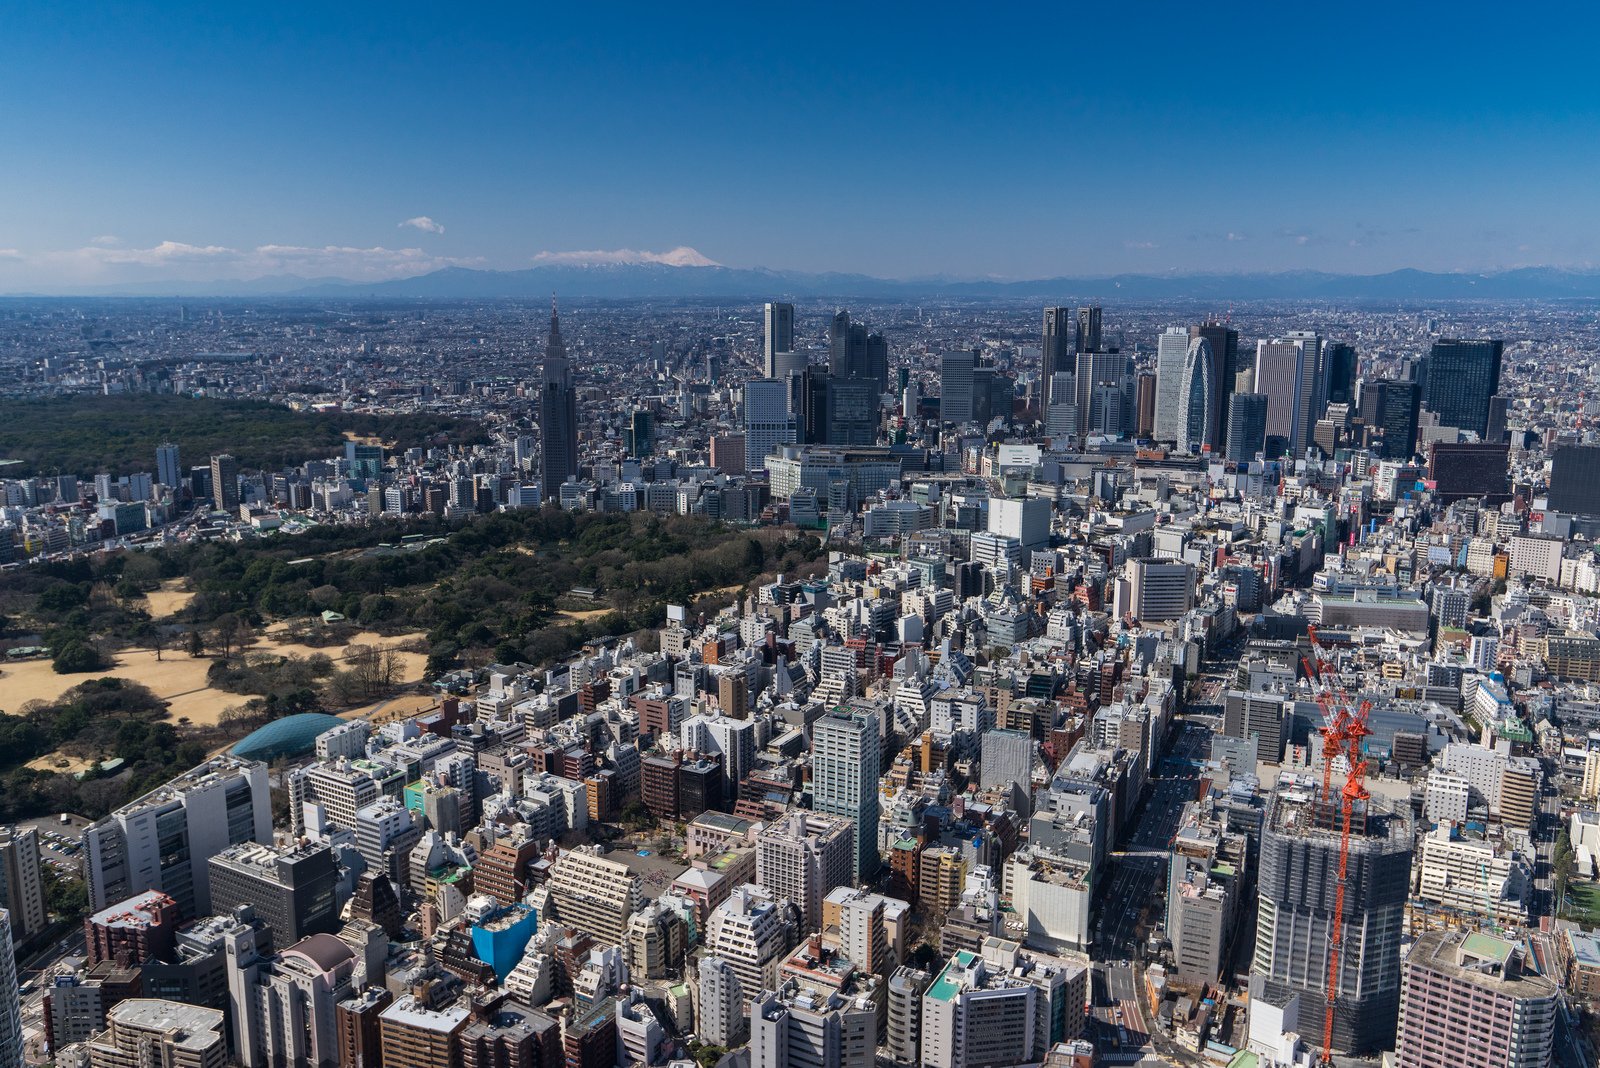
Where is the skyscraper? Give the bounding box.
[1041,307,1072,406]
[209,454,239,513]
[1074,351,1131,439]
[1134,372,1156,437]
[1547,444,1600,516]
[1422,338,1503,437]
[1322,342,1357,408]
[1360,379,1421,460]
[1074,306,1102,353]
[744,378,797,472]
[1253,789,1412,1055]
[1393,930,1556,1068]
[1253,336,1317,457]
[939,350,979,425]
[1179,337,1217,454]
[1152,327,1190,444]
[155,443,181,491]
[979,729,1034,798]
[1191,321,1242,433]
[801,369,878,446]
[1224,393,1268,463]
[1286,330,1321,447]
[763,302,795,377]
[812,708,880,880]
[828,310,889,394]
[539,297,579,490]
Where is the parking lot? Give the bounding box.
[18,813,90,877]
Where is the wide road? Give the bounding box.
[1087,715,1210,1064]
[1092,719,1208,956]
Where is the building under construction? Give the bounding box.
[1252,784,1413,1054]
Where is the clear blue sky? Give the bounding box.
[3,1,1598,287]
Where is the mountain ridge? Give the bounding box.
[8,264,1600,301]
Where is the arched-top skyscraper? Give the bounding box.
[1179,337,1217,454]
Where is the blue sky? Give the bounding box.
[3,1,1598,287]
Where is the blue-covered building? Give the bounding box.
[470,903,538,981]
[232,712,347,762]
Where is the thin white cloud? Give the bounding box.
[399,216,445,234]
[1226,232,1247,242]
[90,234,120,247]
[1123,240,1158,250]
[0,249,22,260]
[531,246,720,267]
[37,240,483,282]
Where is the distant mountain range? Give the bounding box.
[15,264,1600,301]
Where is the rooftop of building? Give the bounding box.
[1565,929,1600,968]
[101,755,259,817]
[380,992,471,1032]
[1409,930,1558,999]
[690,811,751,834]
[105,999,223,1047]
[212,838,327,872]
[89,890,177,929]
[1266,785,1411,850]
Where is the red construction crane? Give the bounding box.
[1305,625,1373,1066]
[1318,693,1369,1061]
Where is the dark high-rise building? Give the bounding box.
[206,841,338,955]
[1134,372,1156,437]
[1427,442,1510,504]
[625,409,653,457]
[1485,394,1509,443]
[828,310,889,394]
[1192,321,1242,435]
[1075,306,1102,353]
[763,301,795,378]
[1360,379,1421,460]
[801,369,878,446]
[539,298,579,490]
[1548,445,1600,516]
[1322,342,1357,408]
[208,454,239,513]
[1042,307,1073,406]
[939,350,979,425]
[1422,338,1502,437]
[1253,790,1412,1056]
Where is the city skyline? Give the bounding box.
[3,4,1600,289]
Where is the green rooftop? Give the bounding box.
[926,950,976,1003]
[1462,932,1513,965]
[1492,719,1534,743]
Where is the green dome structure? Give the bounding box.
[232,712,347,762]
